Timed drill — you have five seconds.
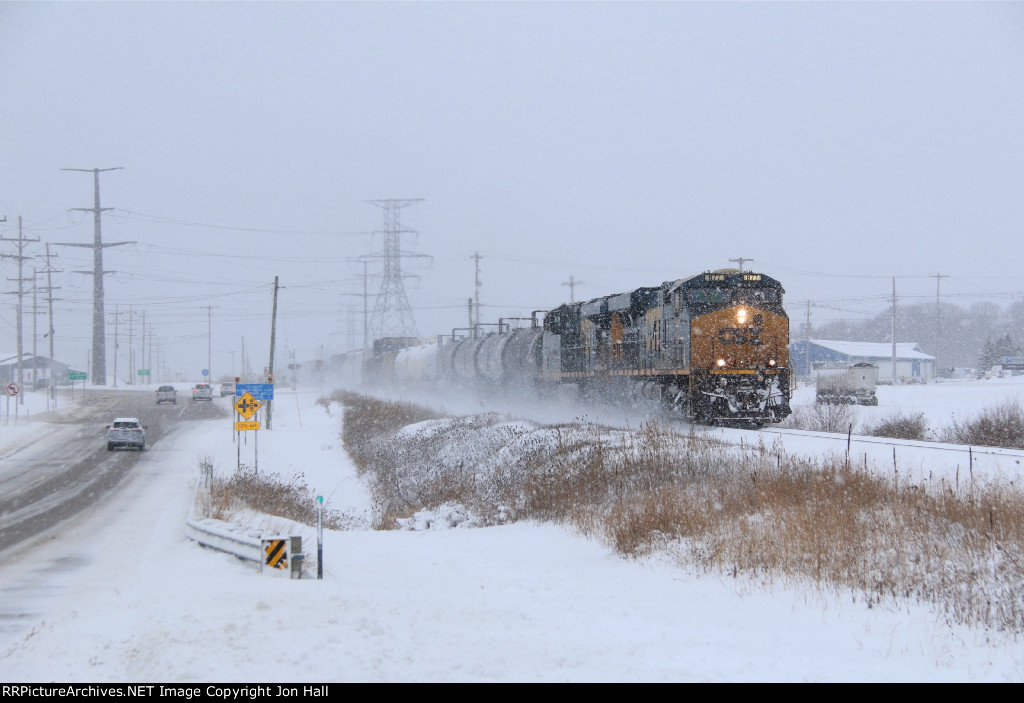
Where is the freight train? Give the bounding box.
[334,268,793,427]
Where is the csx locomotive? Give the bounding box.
[341,268,792,426]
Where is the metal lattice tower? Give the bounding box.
[364,199,426,341]
[56,167,133,385]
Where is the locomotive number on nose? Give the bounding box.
[718,327,764,345]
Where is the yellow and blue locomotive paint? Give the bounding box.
[355,268,792,427]
[541,269,791,426]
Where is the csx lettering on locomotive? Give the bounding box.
[717,327,764,345]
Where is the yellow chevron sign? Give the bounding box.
[235,421,260,431]
[263,538,287,570]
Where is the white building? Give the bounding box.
[789,340,935,384]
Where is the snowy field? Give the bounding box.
[0,377,1021,682]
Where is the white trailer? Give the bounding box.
[814,362,878,406]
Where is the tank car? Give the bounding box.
[435,321,544,398]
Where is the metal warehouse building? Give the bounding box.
[789,339,935,384]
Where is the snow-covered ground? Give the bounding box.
[0,377,1022,682]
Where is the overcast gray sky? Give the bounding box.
[1,1,1022,382]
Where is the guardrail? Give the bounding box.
[186,515,304,578]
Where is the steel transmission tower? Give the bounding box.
[364,199,428,341]
[56,167,133,385]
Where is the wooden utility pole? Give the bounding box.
[267,276,279,430]
[41,244,60,409]
[805,300,812,382]
[891,278,897,384]
[932,273,947,373]
[562,275,583,303]
[2,216,39,402]
[729,257,753,272]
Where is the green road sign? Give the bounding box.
[68,371,87,381]
[137,369,151,376]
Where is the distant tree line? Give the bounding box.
[807,300,1023,373]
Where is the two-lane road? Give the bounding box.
[0,390,228,553]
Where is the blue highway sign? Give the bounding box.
[235,383,274,400]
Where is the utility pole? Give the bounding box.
[267,276,279,430]
[931,273,947,374]
[352,260,369,349]
[562,275,583,303]
[31,269,40,393]
[805,300,812,382]
[1,216,39,402]
[729,257,753,272]
[128,304,135,383]
[112,305,120,387]
[471,251,482,328]
[891,278,898,385]
[57,167,132,385]
[202,305,217,383]
[141,310,146,386]
[40,244,61,409]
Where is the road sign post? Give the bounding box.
[316,495,324,580]
[68,371,87,397]
[6,383,19,426]
[233,392,262,473]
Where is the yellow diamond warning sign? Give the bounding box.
[234,392,261,420]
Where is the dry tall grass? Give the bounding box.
[863,410,929,441]
[939,399,1024,449]
[332,391,1024,635]
[199,463,357,531]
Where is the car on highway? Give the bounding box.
[106,417,146,451]
[219,382,236,397]
[155,385,177,404]
[192,383,214,401]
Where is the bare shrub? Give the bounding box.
[864,411,928,441]
[778,402,857,434]
[938,399,1024,449]
[333,390,445,472]
[198,462,353,530]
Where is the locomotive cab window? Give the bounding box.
[738,288,779,304]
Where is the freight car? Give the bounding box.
[356,268,793,427]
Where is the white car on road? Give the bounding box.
[192,383,214,401]
[106,417,146,451]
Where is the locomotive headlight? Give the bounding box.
[716,358,727,368]
[767,356,777,367]
[736,307,748,324]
